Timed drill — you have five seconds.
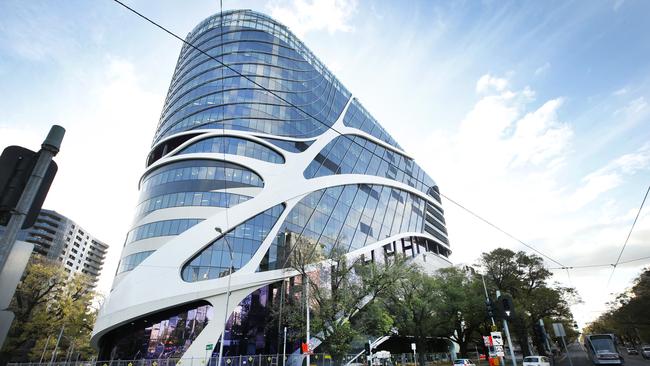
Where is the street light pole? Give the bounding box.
[283,326,287,366]
[215,228,234,366]
[305,274,310,366]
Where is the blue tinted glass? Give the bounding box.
[178,136,284,164]
[182,204,284,282]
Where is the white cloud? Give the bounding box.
[475,73,508,93]
[266,0,358,38]
[568,142,650,210]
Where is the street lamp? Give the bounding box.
[215,227,234,366]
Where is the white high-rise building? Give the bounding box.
[92,10,451,361]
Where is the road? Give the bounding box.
[555,341,649,366]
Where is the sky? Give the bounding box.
[1,0,649,328]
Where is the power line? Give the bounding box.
[439,193,565,267]
[110,0,571,271]
[607,184,650,287]
[547,253,650,270]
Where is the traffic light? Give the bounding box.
[365,342,371,355]
[0,146,58,229]
[485,299,496,319]
[497,293,515,320]
[533,324,546,342]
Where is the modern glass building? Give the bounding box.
[92,10,451,361]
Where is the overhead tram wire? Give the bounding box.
[439,193,565,268]
[607,183,650,286]
[110,0,571,271]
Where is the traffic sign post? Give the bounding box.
[553,323,573,366]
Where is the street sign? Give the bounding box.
[411,343,416,351]
[490,332,504,346]
[552,323,566,337]
[483,336,492,347]
[494,345,505,357]
[206,344,214,351]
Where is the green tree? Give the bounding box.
[387,269,440,358]
[586,267,650,343]
[0,257,98,363]
[430,267,486,358]
[280,234,414,363]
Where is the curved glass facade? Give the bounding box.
[182,204,284,282]
[304,134,437,196]
[259,184,448,271]
[125,218,203,245]
[117,251,155,274]
[134,191,251,220]
[98,301,213,360]
[343,99,403,150]
[178,136,284,163]
[262,137,313,152]
[141,160,263,193]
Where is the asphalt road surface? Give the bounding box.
[555,341,649,366]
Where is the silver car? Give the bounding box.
[641,345,650,359]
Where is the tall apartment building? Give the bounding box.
[0,209,108,285]
[92,10,452,360]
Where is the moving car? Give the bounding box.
[453,359,476,366]
[625,347,638,355]
[523,356,551,366]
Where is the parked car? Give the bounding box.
[641,345,650,359]
[625,347,638,355]
[523,356,551,366]
[453,359,476,366]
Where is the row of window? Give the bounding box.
[117,251,154,274]
[134,191,251,219]
[125,218,203,245]
[304,134,439,203]
[178,136,284,164]
[156,73,347,142]
[185,12,344,100]
[142,160,263,191]
[181,204,284,282]
[165,63,320,117]
[262,184,446,271]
